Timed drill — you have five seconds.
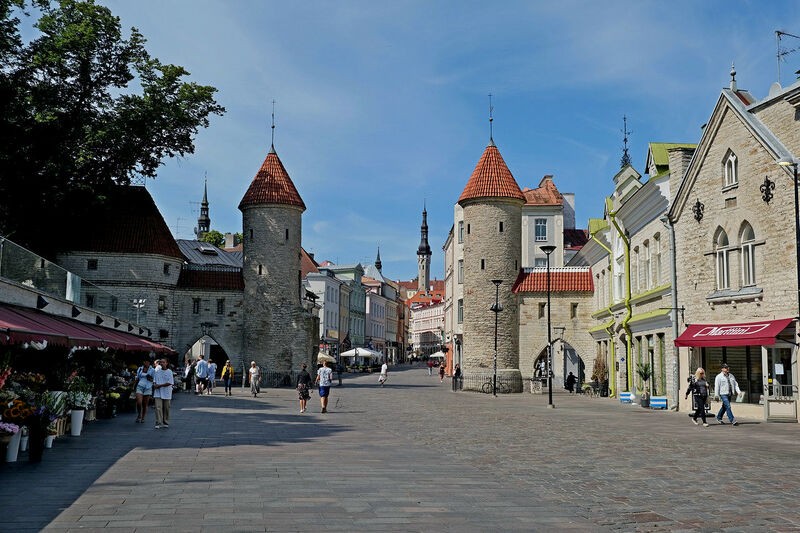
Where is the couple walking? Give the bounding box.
[685,363,742,427]
[295,360,334,413]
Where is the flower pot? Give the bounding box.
[5,430,21,462]
[85,408,96,422]
[44,435,55,448]
[70,409,85,436]
[19,435,29,452]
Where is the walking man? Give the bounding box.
[153,358,174,429]
[194,355,209,395]
[206,359,217,394]
[315,359,333,413]
[714,363,742,426]
[378,360,388,386]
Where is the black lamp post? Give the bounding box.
[490,279,503,397]
[540,245,556,408]
[778,158,800,324]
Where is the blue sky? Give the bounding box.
[91,1,800,280]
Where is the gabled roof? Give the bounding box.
[522,175,563,206]
[301,247,319,277]
[458,142,525,205]
[512,267,594,293]
[65,186,183,259]
[176,266,244,291]
[178,239,243,267]
[239,147,306,211]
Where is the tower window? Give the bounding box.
[480,259,485,270]
[499,221,504,233]
[86,294,95,308]
[216,298,225,315]
[258,264,263,275]
[158,296,166,315]
[467,224,470,234]
[192,298,200,314]
[538,302,546,319]
[571,302,578,319]
[250,229,254,240]
[285,228,289,241]
[87,259,98,270]
[163,263,170,276]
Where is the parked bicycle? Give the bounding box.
[482,377,511,394]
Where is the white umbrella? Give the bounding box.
[340,347,381,359]
[317,352,336,363]
[429,351,446,359]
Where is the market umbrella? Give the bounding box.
[317,352,337,363]
[429,351,446,359]
[340,347,381,359]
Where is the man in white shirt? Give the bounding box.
[206,360,217,395]
[315,360,333,413]
[153,359,175,429]
[378,361,388,386]
[714,363,742,426]
[194,355,209,394]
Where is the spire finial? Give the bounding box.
[730,62,737,91]
[620,115,632,168]
[488,93,494,146]
[270,99,276,152]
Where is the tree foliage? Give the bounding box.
[199,229,224,247]
[0,0,224,254]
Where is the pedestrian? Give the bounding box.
[296,363,312,413]
[685,367,710,427]
[248,361,260,397]
[428,360,433,376]
[453,363,462,391]
[206,359,217,395]
[714,363,742,425]
[565,371,577,393]
[221,360,234,396]
[153,358,174,429]
[183,360,194,392]
[378,360,388,386]
[194,355,209,395]
[315,359,333,413]
[133,359,154,423]
[439,362,446,383]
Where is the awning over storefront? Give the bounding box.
[674,318,795,347]
[0,304,174,353]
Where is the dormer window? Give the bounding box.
[724,150,738,188]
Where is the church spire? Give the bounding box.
[196,175,211,238]
[620,115,632,168]
[375,246,382,273]
[417,203,432,293]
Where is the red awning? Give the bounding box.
[0,304,174,353]
[675,318,795,347]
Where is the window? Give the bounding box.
[740,223,756,286]
[632,246,640,294]
[457,260,463,284]
[724,151,738,187]
[535,218,547,242]
[87,259,98,270]
[538,302,546,319]
[534,258,547,267]
[192,298,200,314]
[86,294,95,308]
[642,240,650,291]
[499,221,504,233]
[159,329,169,339]
[653,234,662,285]
[217,298,225,315]
[158,296,166,315]
[111,297,118,313]
[715,229,730,290]
[614,257,625,301]
[249,229,254,240]
[285,228,289,241]
[480,259,485,270]
[458,221,464,243]
[570,302,578,319]
[457,299,463,323]
[258,264,263,275]
[163,263,170,275]
[467,223,471,235]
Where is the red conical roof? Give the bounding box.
[238,147,306,211]
[458,142,525,205]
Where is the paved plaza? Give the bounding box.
[2,365,800,532]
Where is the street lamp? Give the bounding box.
[490,279,503,397]
[778,157,800,324]
[540,245,557,408]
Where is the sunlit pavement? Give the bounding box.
[2,365,799,532]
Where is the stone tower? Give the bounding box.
[195,179,211,238]
[457,138,525,390]
[417,205,432,293]
[239,143,310,372]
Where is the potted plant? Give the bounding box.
[636,362,653,408]
[590,355,609,397]
[65,375,91,436]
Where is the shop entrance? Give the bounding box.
[764,346,798,421]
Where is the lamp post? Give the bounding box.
[778,158,800,324]
[490,279,503,397]
[540,245,556,408]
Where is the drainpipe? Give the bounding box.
[590,231,617,398]
[609,211,633,393]
[661,215,681,411]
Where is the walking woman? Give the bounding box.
[248,361,261,397]
[296,363,312,413]
[221,360,234,396]
[133,359,155,423]
[685,367,710,427]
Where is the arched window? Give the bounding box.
[724,150,738,187]
[715,228,730,290]
[740,222,756,286]
[653,233,662,285]
[642,240,651,291]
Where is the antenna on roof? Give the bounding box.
[620,115,632,168]
[270,99,276,152]
[488,93,494,146]
[776,30,800,85]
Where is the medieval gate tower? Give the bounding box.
[458,138,525,391]
[239,143,312,372]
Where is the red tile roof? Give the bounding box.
[564,229,589,250]
[523,175,563,206]
[512,267,594,293]
[301,247,319,277]
[239,147,306,211]
[177,267,244,290]
[66,186,183,259]
[458,143,525,204]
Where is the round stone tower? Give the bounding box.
[457,138,525,391]
[239,144,309,373]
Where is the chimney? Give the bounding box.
[224,232,234,248]
[666,147,695,206]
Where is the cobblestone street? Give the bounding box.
[2,365,799,532]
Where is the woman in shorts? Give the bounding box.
[134,359,155,423]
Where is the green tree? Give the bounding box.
[0,0,224,255]
[199,229,224,248]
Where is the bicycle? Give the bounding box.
[482,378,511,394]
